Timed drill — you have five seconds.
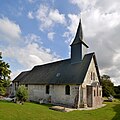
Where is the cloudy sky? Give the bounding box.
[0,0,120,85]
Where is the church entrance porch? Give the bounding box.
[87,82,102,107]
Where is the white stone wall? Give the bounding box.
[28,84,79,107]
[51,85,78,106]
[28,85,49,101]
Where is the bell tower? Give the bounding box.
[71,19,89,63]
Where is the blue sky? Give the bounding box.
[0,0,120,85]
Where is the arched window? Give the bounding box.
[65,85,70,95]
[46,85,49,94]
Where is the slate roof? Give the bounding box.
[13,71,29,82]
[13,52,100,85]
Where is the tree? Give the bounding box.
[101,75,115,97]
[16,85,28,103]
[0,52,11,95]
[114,85,120,98]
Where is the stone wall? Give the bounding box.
[92,86,102,107]
[28,84,79,107]
[87,85,102,107]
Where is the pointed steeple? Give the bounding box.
[71,19,83,45]
[71,19,88,47]
[71,19,89,63]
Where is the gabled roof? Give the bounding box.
[13,52,98,85]
[71,19,89,48]
[13,71,29,82]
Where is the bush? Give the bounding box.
[16,85,28,103]
[114,94,120,99]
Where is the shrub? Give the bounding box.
[16,85,28,103]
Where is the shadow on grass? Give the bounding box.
[112,103,120,120]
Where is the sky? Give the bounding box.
[0,0,120,85]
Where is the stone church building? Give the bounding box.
[13,20,102,108]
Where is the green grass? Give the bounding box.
[0,100,120,120]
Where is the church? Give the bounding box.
[13,20,102,108]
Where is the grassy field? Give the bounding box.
[0,100,120,120]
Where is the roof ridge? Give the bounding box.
[33,58,71,69]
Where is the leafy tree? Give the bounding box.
[101,75,115,97]
[0,52,11,95]
[114,86,120,94]
[114,85,120,98]
[16,85,28,103]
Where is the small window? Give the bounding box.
[25,84,28,89]
[91,72,95,80]
[97,86,99,96]
[46,85,49,94]
[65,85,70,95]
[94,90,96,96]
[91,72,92,80]
[93,72,95,80]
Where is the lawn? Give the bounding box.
[0,100,120,120]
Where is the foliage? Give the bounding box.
[0,52,11,95]
[16,85,28,102]
[0,100,120,120]
[101,75,115,97]
[114,94,120,99]
[114,86,120,98]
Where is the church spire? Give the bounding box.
[71,19,89,63]
[71,19,88,47]
[71,19,83,45]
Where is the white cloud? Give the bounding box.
[1,32,60,79]
[28,0,35,3]
[70,0,96,10]
[49,9,66,24]
[3,42,60,69]
[0,16,61,80]
[0,17,21,42]
[24,33,42,44]
[33,4,66,31]
[63,14,79,44]
[28,11,34,19]
[47,32,55,41]
[96,0,120,13]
